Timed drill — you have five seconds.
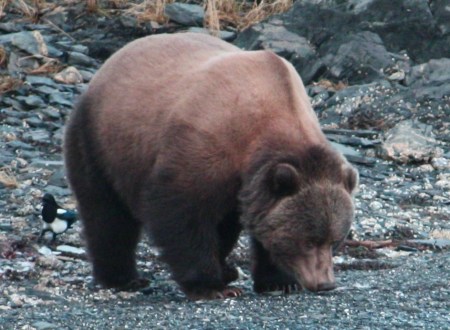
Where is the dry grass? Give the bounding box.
[81,0,294,31]
[240,0,293,30]
[87,0,98,13]
[0,75,23,94]
[0,0,11,19]
[27,57,62,74]
[2,0,294,31]
[127,0,172,24]
[204,0,293,31]
[0,169,18,189]
[204,0,220,35]
[0,47,7,68]
[7,0,52,22]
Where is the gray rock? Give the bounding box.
[407,58,450,87]
[164,3,204,26]
[243,0,448,65]
[4,117,22,126]
[46,45,64,58]
[42,6,68,28]
[26,75,58,87]
[17,150,42,160]
[51,127,65,146]
[7,50,39,73]
[0,22,20,33]
[49,92,73,107]
[119,14,139,28]
[55,41,89,54]
[33,85,59,95]
[17,95,45,108]
[48,168,68,187]
[78,69,95,82]
[41,107,61,120]
[11,31,48,56]
[408,239,450,250]
[410,84,450,101]
[25,117,45,128]
[381,119,443,164]
[0,151,17,166]
[330,141,361,158]
[43,185,72,197]
[0,219,13,231]
[6,141,34,151]
[32,321,57,330]
[30,159,64,169]
[0,31,21,44]
[330,141,376,166]
[405,58,450,100]
[2,97,26,111]
[0,109,27,119]
[22,129,51,144]
[70,44,90,55]
[321,31,401,84]
[186,27,236,41]
[428,0,450,57]
[235,22,324,84]
[68,51,97,67]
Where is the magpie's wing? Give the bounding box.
[42,204,57,223]
[56,210,78,224]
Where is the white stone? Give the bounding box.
[432,157,450,170]
[56,245,85,255]
[369,201,383,210]
[54,66,83,84]
[38,246,53,256]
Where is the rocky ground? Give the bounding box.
[1,0,449,329]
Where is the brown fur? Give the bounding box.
[64,32,358,299]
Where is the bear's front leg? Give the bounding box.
[143,188,242,300]
[251,238,301,294]
[163,243,242,300]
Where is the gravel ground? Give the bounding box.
[1,251,449,329]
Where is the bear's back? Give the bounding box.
[71,33,326,206]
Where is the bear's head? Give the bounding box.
[240,144,358,292]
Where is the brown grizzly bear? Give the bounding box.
[64,32,358,300]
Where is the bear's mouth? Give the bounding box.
[291,246,336,292]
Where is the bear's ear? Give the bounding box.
[342,164,359,195]
[270,163,300,196]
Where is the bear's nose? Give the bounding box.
[317,281,336,291]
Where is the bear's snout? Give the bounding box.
[294,245,336,292]
[300,277,336,292]
[316,281,336,292]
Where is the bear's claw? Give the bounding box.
[216,287,243,299]
[255,283,302,294]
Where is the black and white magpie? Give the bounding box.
[39,193,77,242]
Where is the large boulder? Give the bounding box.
[320,31,405,84]
[234,21,325,84]
[235,0,449,84]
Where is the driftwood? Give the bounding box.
[344,239,396,249]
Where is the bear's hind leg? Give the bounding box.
[65,126,144,290]
[79,190,144,290]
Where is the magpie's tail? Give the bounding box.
[67,217,78,227]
